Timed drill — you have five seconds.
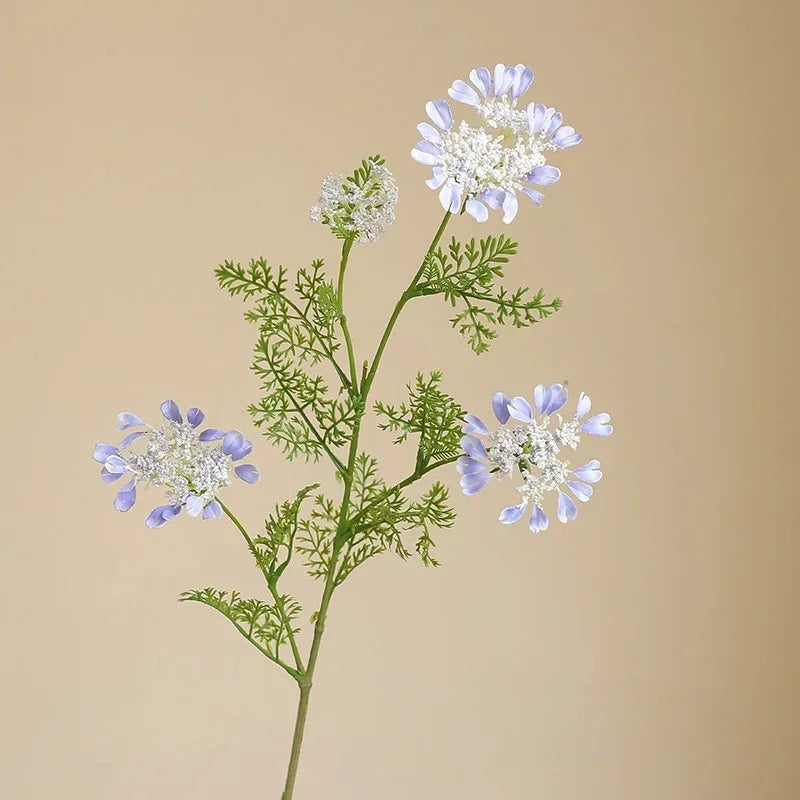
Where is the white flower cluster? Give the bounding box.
[310,159,398,244]
[487,416,578,508]
[126,421,232,506]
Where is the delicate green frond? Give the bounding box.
[296,494,339,580]
[179,587,302,671]
[374,371,464,470]
[415,235,561,354]
[334,454,458,583]
[249,484,319,575]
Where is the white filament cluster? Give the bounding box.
[125,422,231,505]
[310,163,398,244]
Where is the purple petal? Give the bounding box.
[448,79,480,106]
[465,197,488,222]
[551,125,577,146]
[117,412,145,431]
[544,384,568,414]
[462,414,489,435]
[417,122,442,144]
[160,399,182,423]
[118,430,146,449]
[93,442,118,463]
[533,384,546,414]
[575,392,591,420]
[553,132,582,149]
[557,491,578,524]
[492,392,511,423]
[480,189,505,210]
[185,495,205,517]
[114,479,137,512]
[527,102,547,134]
[529,506,549,533]
[145,503,182,529]
[187,407,205,428]
[507,396,533,423]
[493,63,515,96]
[567,480,593,502]
[234,464,261,484]
[520,187,544,205]
[460,434,488,461]
[501,191,519,224]
[581,413,613,437]
[469,66,492,98]
[426,168,447,190]
[448,184,462,213]
[425,99,453,130]
[439,183,455,212]
[456,456,488,476]
[572,460,603,484]
[499,503,527,524]
[511,64,534,98]
[199,428,225,442]
[222,430,245,457]
[544,111,563,137]
[203,500,223,520]
[104,454,128,474]
[101,466,123,484]
[460,472,491,496]
[412,140,441,166]
[527,166,561,186]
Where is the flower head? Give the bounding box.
[93,399,260,528]
[412,63,582,223]
[310,155,398,244]
[458,384,611,532]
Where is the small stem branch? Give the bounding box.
[337,237,359,393]
[218,499,305,673]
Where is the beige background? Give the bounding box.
[3,1,799,798]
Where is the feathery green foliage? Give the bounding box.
[374,371,464,472]
[416,234,562,354]
[179,587,302,673]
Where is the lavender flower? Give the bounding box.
[412,63,582,223]
[458,384,611,532]
[93,399,260,528]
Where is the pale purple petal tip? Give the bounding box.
[160,399,182,423]
[222,430,245,457]
[448,79,480,107]
[235,464,260,484]
[575,392,591,420]
[114,479,137,512]
[492,392,511,423]
[573,460,602,484]
[117,412,145,431]
[93,442,118,463]
[529,506,549,533]
[118,430,146,449]
[462,414,489,435]
[456,456,488,476]
[199,428,225,442]
[567,480,593,502]
[545,384,568,414]
[145,503,182,529]
[557,491,578,523]
[507,396,533,423]
[426,99,453,131]
[499,503,526,524]
[460,471,491,496]
[501,192,519,224]
[101,466,123,484]
[511,64,534,98]
[187,407,205,428]
[581,413,613,437]
[104,454,128,474]
[460,434,488,461]
[203,500,223,520]
[465,197,488,222]
[527,165,561,186]
[469,66,492,98]
[185,495,205,517]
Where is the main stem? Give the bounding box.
[280,211,452,800]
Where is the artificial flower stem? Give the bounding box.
[218,499,305,673]
[280,210,452,799]
[337,237,359,392]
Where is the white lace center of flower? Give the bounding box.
[438,120,548,195]
[125,422,231,504]
[310,163,398,244]
[487,420,571,506]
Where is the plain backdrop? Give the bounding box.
[3,1,799,798]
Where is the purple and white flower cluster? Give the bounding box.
[458,384,612,532]
[93,400,260,528]
[412,63,582,223]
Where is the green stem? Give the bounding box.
[337,237,359,392]
[218,499,305,673]
[279,210,452,800]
